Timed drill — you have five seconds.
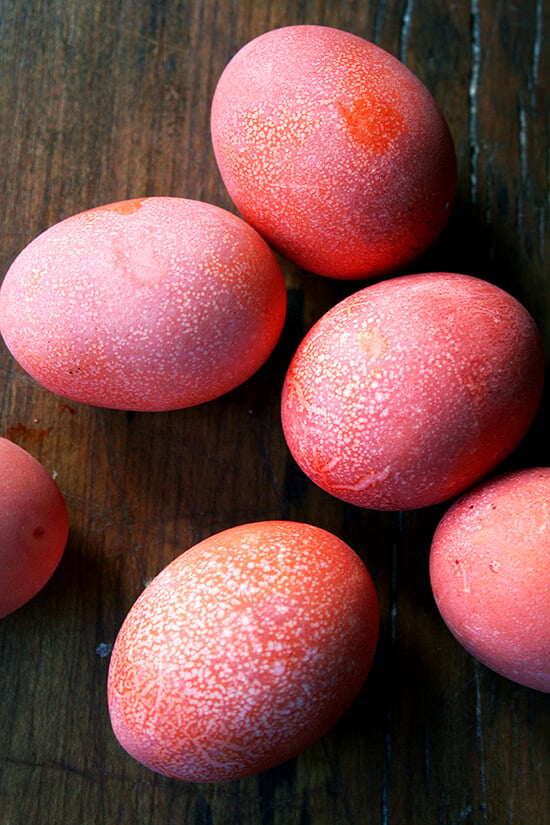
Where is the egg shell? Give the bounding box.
[429,468,550,692]
[210,24,457,280]
[0,437,68,619]
[0,197,287,411]
[281,272,545,511]
[107,520,379,782]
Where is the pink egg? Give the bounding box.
[0,197,287,411]
[281,272,544,511]
[429,468,550,692]
[0,437,68,619]
[211,25,457,279]
[107,520,379,782]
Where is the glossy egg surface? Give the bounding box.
[0,197,287,411]
[107,520,379,782]
[0,437,68,619]
[281,272,544,511]
[430,467,550,692]
[211,25,457,279]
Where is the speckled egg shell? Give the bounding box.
[429,468,550,692]
[281,272,544,511]
[107,520,379,782]
[210,25,457,280]
[0,197,287,411]
[0,437,68,619]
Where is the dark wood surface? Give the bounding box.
[1,1,549,823]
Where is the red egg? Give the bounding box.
[0,197,287,411]
[429,468,550,692]
[0,437,68,619]
[281,272,544,511]
[210,25,457,279]
[107,520,379,782]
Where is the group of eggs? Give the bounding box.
[0,25,548,783]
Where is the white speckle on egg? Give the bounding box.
[281,272,544,510]
[107,520,379,782]
[0,197,287,411]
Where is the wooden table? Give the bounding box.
[1,1,549,823]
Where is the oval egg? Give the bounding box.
[0,197,287,411]
[211,24,457,279]
[0,437,68,619]
[281,272,545,511]
[107,520,379,782]
[429,467,550,692]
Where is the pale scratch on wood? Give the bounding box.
[518,91,528,232]
[474,664,489,822]
[381,723,391,825]
[530,0,543,107]
[399,0,414,64]
[469,0,481,204]
[373,1,384,45]
[381,511,403,825]
[390,511,403,646]
[453,805,473,823]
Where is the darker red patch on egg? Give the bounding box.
[0,437,68,619]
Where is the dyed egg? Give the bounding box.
[0,437,68,619]
[0,197,287,411]
[281,273,544,511]
[430,468,550,692]
[107,520,379,782]
[211,25,457,280]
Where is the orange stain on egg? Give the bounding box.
[357,325,388,358]
[98,199,145,215]
[211,25,457,279]
[337,97,406,152]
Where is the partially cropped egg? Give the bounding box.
[0,197,287,411]
[0,437,68,619]
[107,520,379,782]
[281,272,544,511]
[211,24,457,279]
[430,467,550,692]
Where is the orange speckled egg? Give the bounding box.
[430,468,550,692]
[0,197,287,411]
[210,25,457,280]
[0,437,68,619]
[281,273,544,511]
[107,520,379,782]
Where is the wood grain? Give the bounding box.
[0,1,549,823]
